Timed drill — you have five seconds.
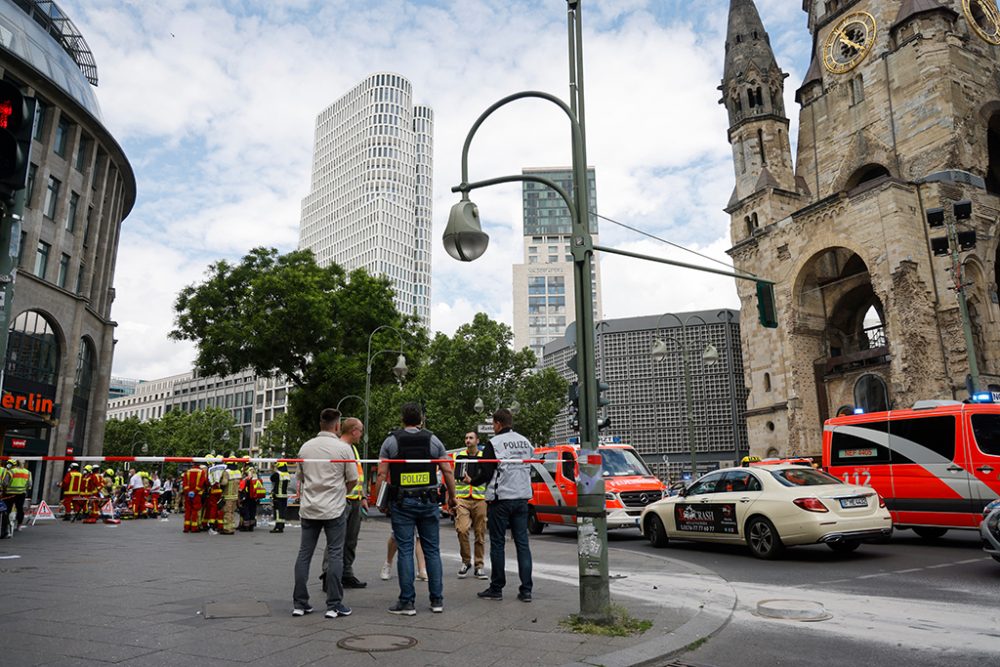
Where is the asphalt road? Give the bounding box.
[532,524,1000,666]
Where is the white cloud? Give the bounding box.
[57,0,807,379]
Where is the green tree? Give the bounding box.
[102,417,151,458]
[258,411,309,458]
[170,247,426,433]
[367,313,567,451]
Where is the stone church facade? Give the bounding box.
[722,0,1000,457]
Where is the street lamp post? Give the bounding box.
[336,394,367,414]
[441,0,609,622]
[651,314,719,481]
[363,325,408,464]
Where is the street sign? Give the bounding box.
[992,391,1000,403]
[477,423,494,435]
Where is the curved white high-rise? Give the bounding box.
[300,73,432,325]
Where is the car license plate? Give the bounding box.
[840,496,868,509]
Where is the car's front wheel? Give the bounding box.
[746,516,784,559]
[527,509,544,535]
[645,514,669,548]
[827,540,860,554]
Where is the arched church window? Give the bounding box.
[764,372,772,392]
[747,86,757,109]
[754,87,763,107]
[752,212,759,229]
[986,111,1000,195]
[845,163,890,190]
[854,374,888,413]
[757,129,767,165]
[745,215,753,237]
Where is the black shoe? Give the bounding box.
[517,592,532,603]
[477,588,503,601]
[342,576,367,589]
[269,528,281,533]
[388,601,416,616]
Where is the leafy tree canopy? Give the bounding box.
[170,247,427,433]
[364,313,568,456]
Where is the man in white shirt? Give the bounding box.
[127,468,146,518]
[292,408,359,620]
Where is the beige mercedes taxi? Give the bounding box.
[640,465,892,559]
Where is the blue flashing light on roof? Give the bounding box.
[853,408,865,415]
[972,392,993,403]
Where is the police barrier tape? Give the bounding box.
[0,455,545,465]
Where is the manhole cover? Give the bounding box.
[755,599,831,622]
[337,634,418,652]
[203,600,271,619]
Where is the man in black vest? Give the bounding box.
[377,402,456,616]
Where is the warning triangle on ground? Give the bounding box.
[101,500,114,515]
[32,500,54,525]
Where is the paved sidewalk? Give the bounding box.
[0,513,734,666]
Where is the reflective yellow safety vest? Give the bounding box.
[223,468,241,500]
[452,450,486,500]
[273,471,291,499]
[346,445,364,500]
[8,467,30,494]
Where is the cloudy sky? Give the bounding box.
[59,0,811,380]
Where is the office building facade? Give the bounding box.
[512,167,602,359]
[299,72,432,324]
[540,310,748,483]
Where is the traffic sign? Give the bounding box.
[477,423,494,435]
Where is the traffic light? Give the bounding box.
[597,380,610,408]
[756,281,778,328]
[0,81,35,196]
[568,381,579,431]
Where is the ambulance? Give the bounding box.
[528,439,667,533]
[822,398,1000,537]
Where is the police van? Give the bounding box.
[528,438,667,533]
[822,398,1000,537]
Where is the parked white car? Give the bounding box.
[639,465,893,559]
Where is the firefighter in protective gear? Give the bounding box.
[5,460,32,530]
[85,468,104,521]
[269,462,291,533]
[453,432,488,578]
[103,469,114,497]
[61,463,83,520]
[221,456,241,534]
[204,455,226,533]
[238,466,265,531]
[182,464,208,533]
[79,466,96,518]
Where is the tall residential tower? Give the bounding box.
[512,167,602,359]
[300,73,432,324]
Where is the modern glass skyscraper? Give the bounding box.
[512,167,603,359]
[299,72,433,324]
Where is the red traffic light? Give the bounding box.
[0,82,26,132]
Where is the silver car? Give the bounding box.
[981,499,1000,563]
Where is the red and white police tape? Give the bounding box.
[0,455,544,465]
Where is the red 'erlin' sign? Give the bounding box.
[10,438,26,449]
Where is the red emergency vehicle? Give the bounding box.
[528,440,666,533]
[822,399,1000,537]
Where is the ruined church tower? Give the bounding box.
[723,0,1000,456]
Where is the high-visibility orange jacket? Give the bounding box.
[61,471,83,495]
[182,467,208,495]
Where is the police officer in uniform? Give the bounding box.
[377,402,456,616]
[469,408,535,603]
[270,462,291,533]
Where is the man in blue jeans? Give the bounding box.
[292,408,359,619]
[468,408,534,602]
[377,402,456,615]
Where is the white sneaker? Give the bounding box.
[457,563,471,578]
[380,562,392,580]
[292,607,314,617]
[208,529,218,535]
[474,567,488,580]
